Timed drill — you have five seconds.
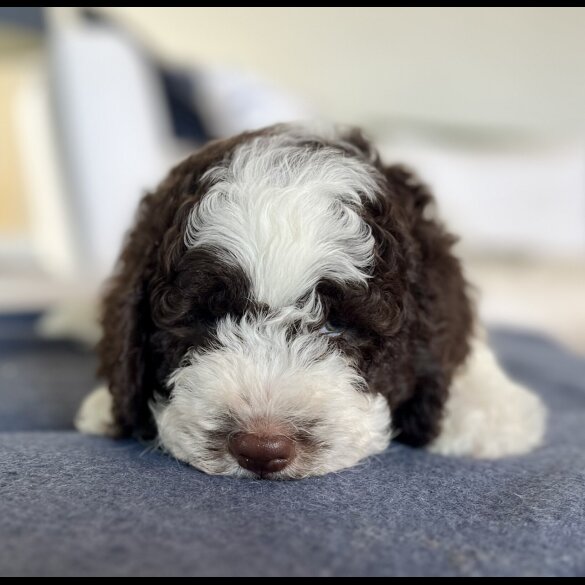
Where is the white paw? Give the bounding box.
[429,338,547,459]
[75,386,116,436]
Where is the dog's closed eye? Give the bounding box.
[319,316,348,337]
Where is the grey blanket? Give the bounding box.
[1,316,584,576]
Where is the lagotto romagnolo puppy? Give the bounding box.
[75,123,546,479]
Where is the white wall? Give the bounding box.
[101,7,585,133]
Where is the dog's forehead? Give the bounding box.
[186,129,379,307]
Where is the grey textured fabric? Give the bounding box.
[0,326,584,576]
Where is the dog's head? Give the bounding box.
[98,124,472,478]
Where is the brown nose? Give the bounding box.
[229,433,295,475]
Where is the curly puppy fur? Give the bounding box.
[83,123,545,478]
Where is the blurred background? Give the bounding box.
[1,7,584,352]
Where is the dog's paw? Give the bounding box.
[75,386,116,436]
[429,338,547,459]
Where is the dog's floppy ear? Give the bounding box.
[97,190,163,438]
[384,164,474,446]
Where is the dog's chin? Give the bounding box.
[160,446,391,480]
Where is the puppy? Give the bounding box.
[76,123,546,478]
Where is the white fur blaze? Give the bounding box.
[430,338,546,459]
[75,385,116,436]
[185,129,380,307]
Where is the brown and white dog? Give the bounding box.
[76,123,546,479]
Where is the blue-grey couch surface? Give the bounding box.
[1,315,584,576]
